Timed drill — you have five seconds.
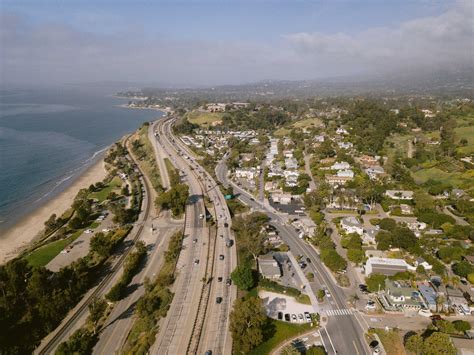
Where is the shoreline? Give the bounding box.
[0,157,108,264]
[117,103,172,114]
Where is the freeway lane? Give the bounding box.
[150,118,210,354]
[216,159,370,355]
[166,122,237,355]
[161,118,237,355]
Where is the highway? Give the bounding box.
[216,158,371,355]
[35,136,154,355]
[150,117,237,355]
[150,118,210,354]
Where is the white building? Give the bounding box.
[338,142,353,150]
[340,216,364,235]
[331,161,351,171]
[385,190,414,200]
[235,167,258,180]
[365,257,411,276]
[337,169,354,178]
[336,127,349,135]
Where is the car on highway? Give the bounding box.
[224,222,229,228]
[219,255,224,260]
[291,314,297,322]
[325,289,331,298]
[193,238,198,243]
[216,297,223,304]
[205,351,212,355]
[194,259,200,265]
[217,277,223,282]
[226,278,232,286]
[306,257,312,263]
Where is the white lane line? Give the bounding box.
[321,327,336,354]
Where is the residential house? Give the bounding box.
[258,255,282,280]
[235,167,258,180]
[340,216,364,235]
[337,169,354,178]
[418,283,438,311]
[271,192,292,205]
[363,228,378,245]
[382,279,422,310]
[293,217,317,237]
[207,103,226,112]
[336,127,349,135]
[359,155,379,167]
[338,141,353,150]
[314,135,325,143]
[385,190,414,200]
[331,161,351,171]
[285,157,298,170]
[326,175,352,186]
[400,204,413,215]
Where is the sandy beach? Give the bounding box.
[0,158,107,264]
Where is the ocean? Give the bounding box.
[0,85,163,231]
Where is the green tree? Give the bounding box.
[320,249,347,272]
[405,333,423,355]
[88,298,107,334]
[422,332,456,355]
[317,289,325,302]
[231,264,254,291]
[379,218,397,231]
[347,249,365,265]
[452,260,474,278]
[365,274,386,292]
[453,320,471,333]
[281,344,300,355]
[229,296,267,353]
[306,345,327,355]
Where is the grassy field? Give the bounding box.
[186,110,223,126]
[412,166,474,190]
[455,125,474,154]
[369,329,406,355]
[249,320,313,355]
[25,229,84,267]
[292,117,323,129]
[90,176,122,202]
[274,127,291,137]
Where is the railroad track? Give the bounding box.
[38,136,153,355]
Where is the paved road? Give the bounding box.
[149,118,209,354]
[35,138,154,355]
[216,159,371,355]
[155,118,237,355]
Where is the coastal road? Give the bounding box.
[35,137,154,355]
[216,159,370,355]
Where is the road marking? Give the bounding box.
[353,340,360,355]
[320,327,337,354]
[325,308,353,316]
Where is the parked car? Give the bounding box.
[284,314,291,322]
[291,314,297,322]
[366,301,376,310]
[277,312,283,320]
[304,312,311,322]
[298,314,304,322]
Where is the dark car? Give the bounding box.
[306,258,312,263]
[216,297,223,304]
[217,277,223,282]
[224,222,229,228]
[205,351,212,355]
[277,312,283,320]
[284,313,291,321]
[430,314,442,322]
[226,278,232,286]
[219,255,224,260]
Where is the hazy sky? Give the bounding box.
[1,0,472,86]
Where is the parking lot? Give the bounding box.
[260,290,314,322]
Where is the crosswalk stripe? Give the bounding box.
[325,308,353,316]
